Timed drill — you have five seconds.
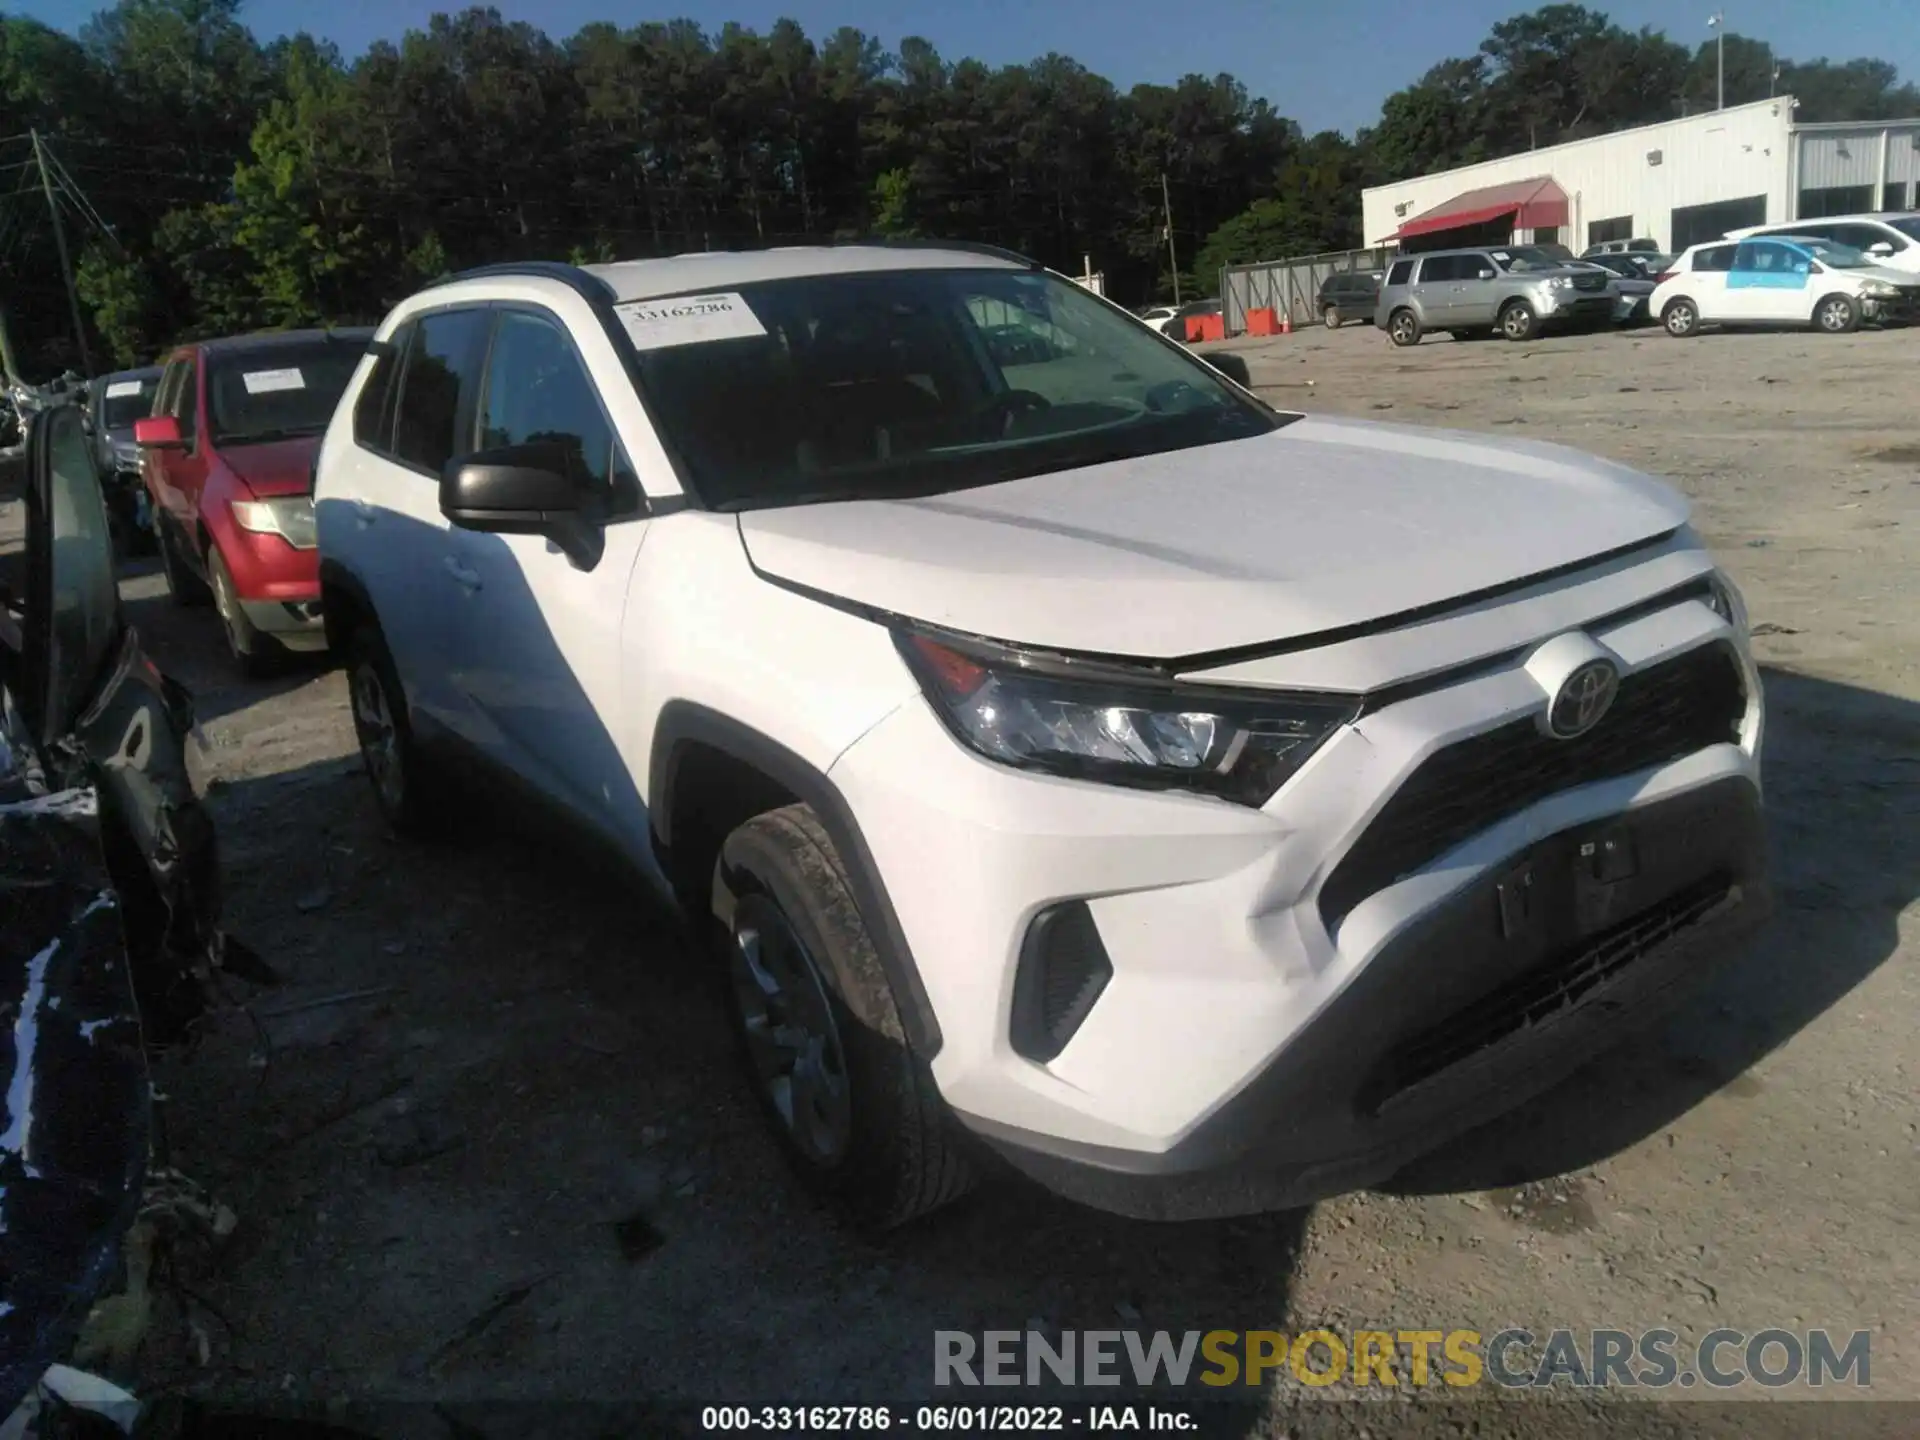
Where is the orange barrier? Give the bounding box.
[1246,307,1278,337]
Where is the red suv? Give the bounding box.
[135,328,374,673]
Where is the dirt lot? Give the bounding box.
[10,318,1918,1437]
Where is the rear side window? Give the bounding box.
[1417,255,1465,282]
[353,330,407,452]
[391,309,490,476]
[1693,245,1737,273]
[1387,259,1415,285]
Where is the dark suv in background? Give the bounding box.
[1317,270,1381,328]
[85,366,163,554]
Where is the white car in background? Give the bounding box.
[1651,235,1920,337]
[1725,212,1920,278]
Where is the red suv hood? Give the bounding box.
[220,436,320,497]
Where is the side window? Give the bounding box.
[1386,259,1415,285]
[1694,245,1737,273]
[391,309,490,476]
[478,310,630,501]
[1414,256,1449,282]
[168,357,198,442]
[1836,223,1898,252]
[353,325,409,453]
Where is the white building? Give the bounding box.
[1360,97,1920,255]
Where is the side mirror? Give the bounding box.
[1203,352,1252,388]
[1867,241,1895,257]
[133,416,184,450]
[1477,268,1497,280]
[440,444,602,571]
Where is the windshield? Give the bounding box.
[1492,247,1566,273]
[628,267,1284,511]
[1786,239,1871,268]
[98,375,159,430]
[206,339,370,445]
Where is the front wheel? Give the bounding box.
[1662,297,1700,337]
[717,804,975,1229]
[346,624,451,838]
[1387,309,1422,347]
[208,547,278,678]
[1499,301,1539,342]
[1814,294,1859,334]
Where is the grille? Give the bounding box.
[1009,901,1114,1064]
[1572,273,1609,293]
[1321,642,1746,927]
[1367,875,1734,1111]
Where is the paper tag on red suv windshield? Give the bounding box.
[242,368,306,394]
[613,293,766,351]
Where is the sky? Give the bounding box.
[15,0,1920,136]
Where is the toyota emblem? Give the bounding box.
[1547,659,1620,739]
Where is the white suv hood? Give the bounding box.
[736,414,1690,659]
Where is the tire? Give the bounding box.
[157,518,211,606]
[1662,297,1700,338]
[1499,300,1539,342]
[1387,308,1422,347]
[716,804,974,1229]
[1814,293,1859,334]
[208,547,278,678]
[346,623,451,838]
[1322,304,1341,329]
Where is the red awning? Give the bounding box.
[1388,176,1569,241]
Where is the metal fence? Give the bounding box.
[1220,245,1395,334]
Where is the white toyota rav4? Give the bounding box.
[313,243,1771,1227]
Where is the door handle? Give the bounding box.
[443,555,482,591]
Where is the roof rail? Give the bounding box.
[440,260,618,302]
[849,237,1043,269]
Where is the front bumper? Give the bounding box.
[829,571,1768,1218]
[972,777,1768,1219]
[237,595,327,648]
[1541,293,1619,326]
[1861,289,1918,324]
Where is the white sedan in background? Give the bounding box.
[1652,235,1920,337]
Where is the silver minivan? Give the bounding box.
[1373,246,1621,346]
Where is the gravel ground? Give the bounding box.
[5,318,1915,1439]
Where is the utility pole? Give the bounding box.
[31,129,93,377]
[1769,63,1781,98]
[1160,172,1181,305]
[1707,12,1725,112]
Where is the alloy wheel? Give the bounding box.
[350,660,404,814]
[730,893,853,1167]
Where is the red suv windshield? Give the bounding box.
[205,338,370,445]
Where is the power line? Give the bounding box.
[31,129,93,374]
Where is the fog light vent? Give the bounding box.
[1010,901,1113,1064]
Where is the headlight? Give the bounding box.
[1548,276,1575,290]
[231,496,317,549]
[895,631,1358,807]
[1861,280,1899,298]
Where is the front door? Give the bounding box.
[444,307,653,861]
[1727,241,1814,323]
[1451,254,1504,327]
[145,355,206,566]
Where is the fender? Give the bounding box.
[649,700,943,1057]
[317,557,376,653]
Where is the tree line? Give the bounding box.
[0,0,1913,373]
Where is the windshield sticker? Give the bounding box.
[241,368,306,395]
[104,380,145,399]
[1490,251,1511,261]
[613,293,767,351]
